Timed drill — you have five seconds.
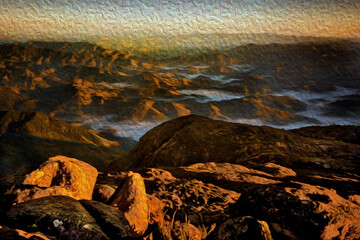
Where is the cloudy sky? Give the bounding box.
[0,0,359,48]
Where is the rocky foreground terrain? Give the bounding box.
[0,112,359,239]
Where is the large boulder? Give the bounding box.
[109,171,149,236]
[15,155,98,203]
[7,196,107,240]
[80,200,133,239]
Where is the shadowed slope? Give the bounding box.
[110,115,360,171]
[0,111,124,175]
[0,110,115,147]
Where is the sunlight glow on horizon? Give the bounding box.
[0,0,359,49]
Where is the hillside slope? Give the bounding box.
[0,111,124,175]
[110,115,360,172]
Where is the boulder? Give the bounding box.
[147,178,240,214]
[285,183,360,240]
[80,200,133,239]
[109,171,149,236]
[15,155,98,203]
[7,196,107,240]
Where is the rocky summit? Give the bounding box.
[0,114,359,239]
[111,115,360,173]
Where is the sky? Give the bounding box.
[0,0,359,49]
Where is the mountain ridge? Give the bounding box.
[0,110,115,147]
[109,115,360,171]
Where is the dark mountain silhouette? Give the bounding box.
[109,115,360,173]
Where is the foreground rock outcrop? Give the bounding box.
[80,200,132,239]
[1,161,165,239]
[14,155,98,203]
[233,185,328,239]
[7,196,108,240]
[2,159,360,239]
[232,183,360,240]
[0,115,359,239]
[105,115,360,239]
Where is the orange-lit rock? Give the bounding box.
[110,171,149,236]
[147,194,164,224]
[131,99,168,121]
[92,184,115,202]
[144,168,176,182]
[161,72,176,78]
[264,163,297,178]
[16,155,98,203]
[142,62,152,69]
[80,200,133,239]
[285,183,360,240]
